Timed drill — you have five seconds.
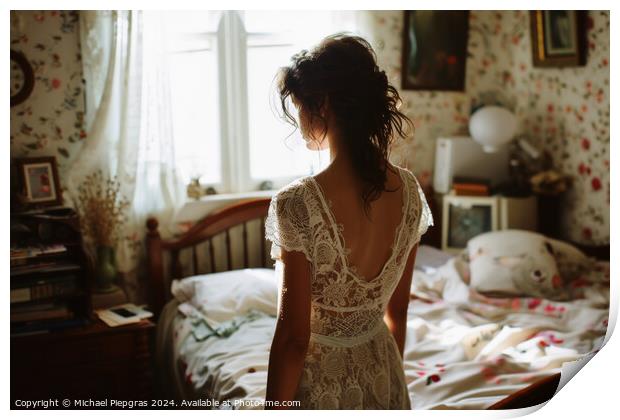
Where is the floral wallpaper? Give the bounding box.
[10,11,610,245]
[368,11,610,245]
[10,11,86,190]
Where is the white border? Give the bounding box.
[4,1,617,420]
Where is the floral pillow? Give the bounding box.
[467,230,568,300]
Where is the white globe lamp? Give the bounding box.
[468,105,518,153]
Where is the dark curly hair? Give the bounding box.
[276,33,413,216]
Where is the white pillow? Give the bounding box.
[467,230,567,300]
[171,268,278,326]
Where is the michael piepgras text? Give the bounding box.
[14,398,299,409]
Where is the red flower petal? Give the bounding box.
[581,138,590,150]
[528,298,542,310]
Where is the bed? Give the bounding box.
[146,198,609,410]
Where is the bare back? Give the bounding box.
[312,163,405,282]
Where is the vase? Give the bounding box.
[95,245,119,294]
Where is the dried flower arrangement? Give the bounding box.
[75,169,130,247]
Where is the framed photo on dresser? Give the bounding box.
[442,194,499,253]
[14,156,63,208]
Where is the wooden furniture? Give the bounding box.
[10,207,94,335]
[11,316,156,405]
[146,198,272,321]
[489,373,561,409]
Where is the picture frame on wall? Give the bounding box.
[401,10,469,91]
[442,194,499,253]
[14,156,63,208]
[530,10,588,67]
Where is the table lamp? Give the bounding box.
[468,105,518,153]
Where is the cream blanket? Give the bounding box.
[155,257,609,409]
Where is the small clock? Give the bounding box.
[442,193,499,253]
[11,50,35,107]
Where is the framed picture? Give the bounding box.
[442,193,498,253]
[530,10,587,67]
[15,156,63,208]
[401,11,469,91]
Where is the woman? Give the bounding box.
[264,33,433,409]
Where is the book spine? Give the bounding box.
[10,263,81,277]
[10,308,71,323]
[10,279,78,303]
[10,273,79,289]
[453,183,490,196]
[10,316,91,336]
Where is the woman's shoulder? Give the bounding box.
[268,176,316,223]
[390,163,419,190]
[391,164,430,216]
[393,165,434,235]
[272,175,313,201]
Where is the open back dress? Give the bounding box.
[265,165,433,409]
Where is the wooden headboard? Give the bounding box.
[145,198,272,320]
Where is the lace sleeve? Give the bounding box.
[412,176,434,245]
[265,185,312,262]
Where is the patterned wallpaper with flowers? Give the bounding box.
[10,11,610,245]
[10,11,85,193]
[369,11,610,245]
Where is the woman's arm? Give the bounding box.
[265,249,312,409]
[384,243,419,358]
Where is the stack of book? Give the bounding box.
[452,176,492,196]
[11,244,90,335]
[10,207,94,336]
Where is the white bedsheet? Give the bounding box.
[156,257,609,410]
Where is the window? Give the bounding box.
[162,10,359,194]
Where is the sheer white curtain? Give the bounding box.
[66,10,378,304]
[66,10,186,304]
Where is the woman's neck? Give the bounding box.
[318,132,358,187]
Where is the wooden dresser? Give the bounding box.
[11,315,156,406]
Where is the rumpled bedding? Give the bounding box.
[155,257,609,410]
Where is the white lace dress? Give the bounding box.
[265,165,433,409]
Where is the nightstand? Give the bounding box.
[11,315,156,405]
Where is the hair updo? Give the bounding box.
[276,33,413,216]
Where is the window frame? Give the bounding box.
[172,11,338,196]
[219,10,313,194]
